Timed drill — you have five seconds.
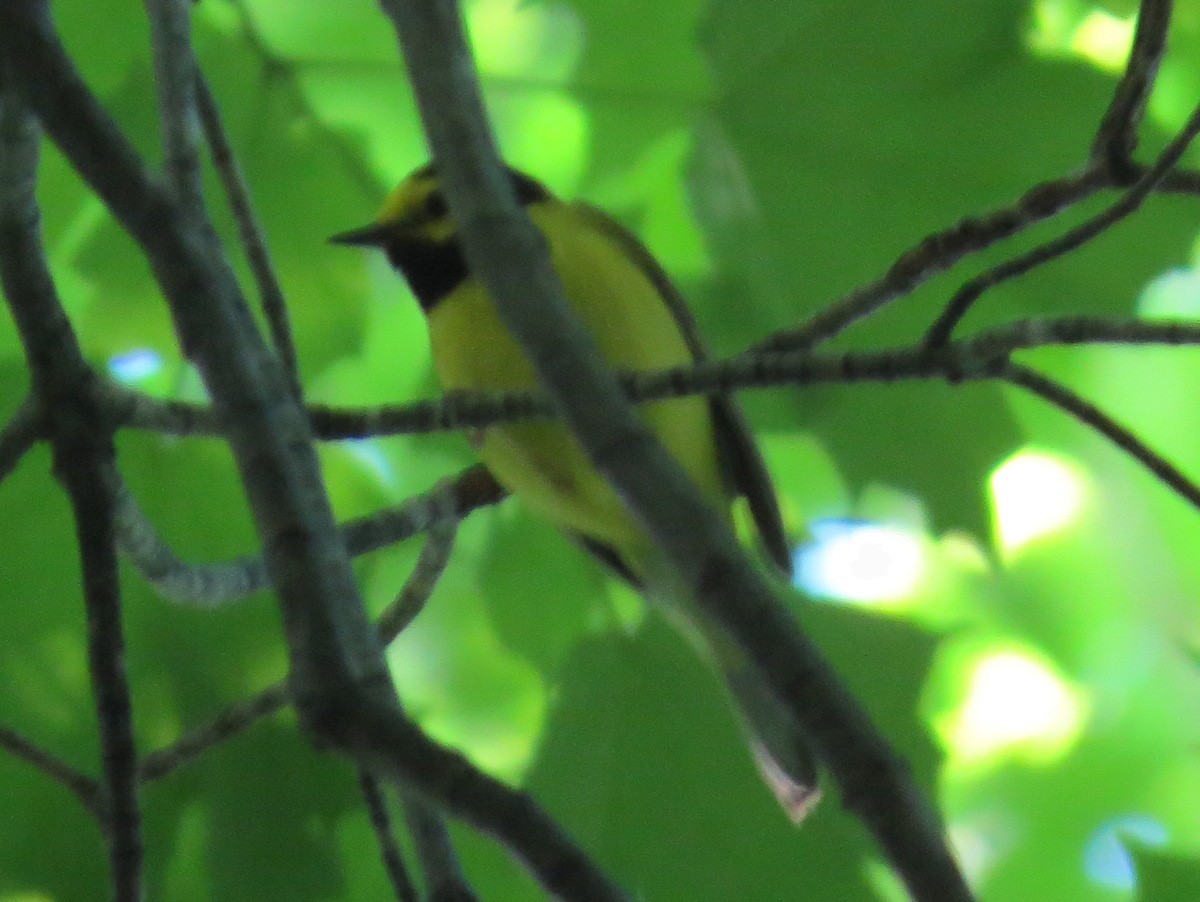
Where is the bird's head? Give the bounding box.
[330,163,550,308]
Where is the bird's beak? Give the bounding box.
[328,222,392,247]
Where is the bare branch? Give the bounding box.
[0,88,142,900]
[359,770,422,902]
[196,72,303,397]
[114,473,269,605]
[925,98,1200,347]
[119,465,486,607]
[755,168,1109,353]
[1004,362,1200,511]
[139,682,289,783]
[107,314,1200,456]
[1092,0,1174,172]
[101,377,221,436]
[403,791,479,902]
[378,479,460,641]
[144,0,204,212]
[136,494,609,902]
[0,724,101,816]
[140,481,460,780]
[959,315,1200,359]
[329,695,632,902]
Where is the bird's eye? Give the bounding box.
[424,192,448,220]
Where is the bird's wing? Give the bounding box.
[571,202,792,576]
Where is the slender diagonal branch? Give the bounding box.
[924,97,1200,347]
[1092,0,1174,172]
[1004,362,1200,511]
[755,168,1109,353]
[118,464,490,608]
[196,72,302,396]
[145,0,204,213]
[358,770,421,902]
[0,724,101,816]
[139,683,289,783]
[0,88,142,901]
[140,481,460,781]
[404,793,479,902]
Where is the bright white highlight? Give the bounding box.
[1137,267,1200,318]
[1028,2,1134,73]
[990,451,1085,554]
[944,649,1086,765]
[108,349,163,383]
[794,519,925,605]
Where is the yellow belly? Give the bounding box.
[425,203,725,556]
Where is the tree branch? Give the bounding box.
[1091,0,1173,173]
[117,464,489,607]
[924,97,1200,346]
[358,769,421,902]
[0,724,101,816]
[144,0,204,212]
[1004,362,1200,510]
[0,86,142,901]
[756,167,1110,353]
[140,480,458,781]
[196,72,302,397]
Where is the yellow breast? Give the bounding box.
[425,202,725,555]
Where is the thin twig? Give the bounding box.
[139,682,290,783]
[404,792,479,902]
[1091,0,1173,172]
[101,377,221,436]
[114,472,269,605]
[141,488,458,784]
[925,98,1200,347]
[388,484,475,901]
[144,0,204,213]
[379,480,459,641]
[959,315,1200,360]
[1004,362,1200,511]
[195,72,303,397]
[754,167,1110,353]
[107,313,1200,454]
[0,724,102,816]
[119,465,486,608]
[359,770,421,902]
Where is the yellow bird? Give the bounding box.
[332,164,819,821]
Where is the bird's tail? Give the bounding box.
[715,642,822,823]
[628,542,822,822]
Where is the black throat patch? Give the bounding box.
[385,167,551,311]
[384,235,468,312]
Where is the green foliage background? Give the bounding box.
[2,0,1200,899]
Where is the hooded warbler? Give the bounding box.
[332,164,819,821]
